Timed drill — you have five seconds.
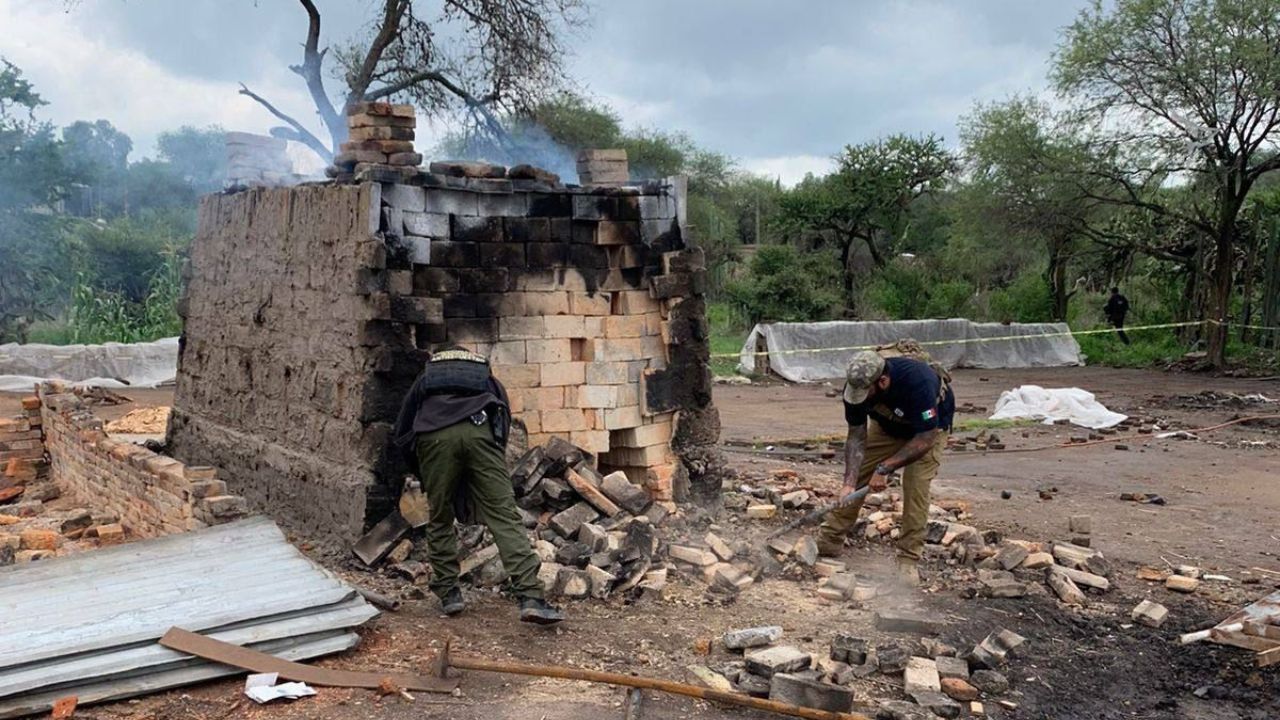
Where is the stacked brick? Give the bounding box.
[577,149,629,185]
[329,102,423,183]
[1,397,47,493]
[37,388,247,537]
[225,132,294,187]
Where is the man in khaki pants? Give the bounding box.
[816,350,954,585]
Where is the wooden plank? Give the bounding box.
[1258,646,1280,668]
[160,627,459,693]
[0,632,358,719]
[565,468,621,517]
[1209,629,1280,652]
[1243,622,1280,641]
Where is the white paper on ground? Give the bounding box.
[244,678,316,704]
[989,385,1127,429]
[244,672,279,690]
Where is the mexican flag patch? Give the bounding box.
[921,408,937,420]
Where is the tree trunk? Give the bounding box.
[1047,243,1069,322]
[839,237,856,311]
[1262,217,1280,349]
[1206,212,1239,368]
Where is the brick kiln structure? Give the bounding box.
[166,150,722,544]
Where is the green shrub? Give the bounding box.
[986,271,1054,323]
[863,261,931,319]
[66,245,184,344]
[726,245,842,323]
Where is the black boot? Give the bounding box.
[518,596,564,625]
[440,587,465,616]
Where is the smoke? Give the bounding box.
[435,119,581,184]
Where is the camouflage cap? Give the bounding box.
[843,350,886,404]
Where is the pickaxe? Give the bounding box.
[430,639,871,720]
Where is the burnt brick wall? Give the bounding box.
[37,388,246,536]
[169,172,720,544]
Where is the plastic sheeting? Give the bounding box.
[989,385,1127,429]
[737,320,1082,382]
[0,337,178,392]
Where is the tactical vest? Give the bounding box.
[868,339,951,425]
[422,349,492,396]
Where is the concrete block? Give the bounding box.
[599,471,651,515]
[829,634,868,665]
[423,189,478,215]
[769,674,854,713]
[687,665,734,692]
[1047,566,1087,605]
[669,544,717,566]
[402,211,449,237]
[744,646,811,678]
[549,502,599,537]
[722,626,782,650]
[904,657,942,695]
[875,609,942,635]
[1131,599,1168,627]
[382,184,425,212]
[541,362,586,387]
[935,656,969,680]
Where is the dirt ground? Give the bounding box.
[5,367,1279,720]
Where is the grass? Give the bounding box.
[1076,330,1185,368]
[952,418,1037,432]
[710,332,745,377]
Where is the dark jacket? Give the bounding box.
[392,371,511,468]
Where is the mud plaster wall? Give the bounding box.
[166,184,385,543]
[168,177,721,545]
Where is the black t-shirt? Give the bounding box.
[844,356,955,439]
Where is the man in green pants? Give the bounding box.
[816,349,954,586]
[393,346,563,624]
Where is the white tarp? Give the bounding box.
[990,385,1127,429]
[737,320,1082,382]
[0,337,179,392]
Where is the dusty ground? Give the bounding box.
[4,367,1279,720]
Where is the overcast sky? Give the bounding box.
[0,0,1089,184]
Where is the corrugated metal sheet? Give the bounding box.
[0,632,360,719]
[0,517,377,716]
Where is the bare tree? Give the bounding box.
[239,0,587,162]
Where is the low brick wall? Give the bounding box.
[36,388,247,537]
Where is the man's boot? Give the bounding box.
[518,597,564,625]
[816,534,844,558]
[440,587,466,616]
[896,557,920,587]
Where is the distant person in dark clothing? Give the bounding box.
[1104,288,1131,345]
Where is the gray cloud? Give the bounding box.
[1,0,1089,182]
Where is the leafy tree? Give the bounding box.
[775,134,956,306]
[956,97,1120,320]
[157,125,227,194]
[1054,0,1280,366]
[0,60,79,341]
[61,119,132,185]
[726,245,842,323]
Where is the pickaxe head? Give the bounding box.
[431,638,452,678]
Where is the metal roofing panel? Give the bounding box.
[0,631,359,719]
[0,517,357,669]
[0,597,376,698]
